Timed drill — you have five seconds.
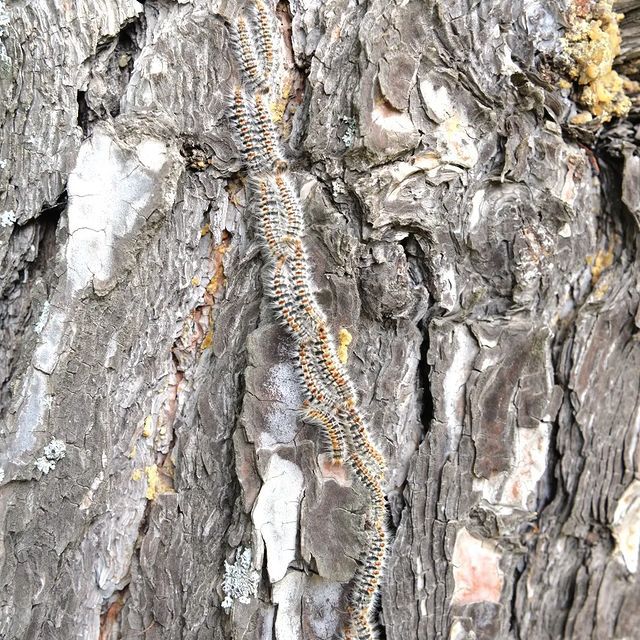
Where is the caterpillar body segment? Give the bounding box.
[229,86,261,169]
[255,177,290,258]
[289,239,327,325]
[309,329,385,478]
[269,256,308,337]
[267,258,321,341]
[251,0,276,83]
[231,89,282,171]
[349,521,386,601]
[344,510,386,640]
[253,92,283,167]
[266,235,329,333]
[354,610,379,640]
[314,323,359,401]
[229,16,268,92]
[340,406,385,480]
[302,403,346,464]
[275,173,304,238]
[298,339,345,410]
[311,336,358,403]
[347,453,385,505]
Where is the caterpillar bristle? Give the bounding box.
[228,16,268,92]
[251,0,276,85]
[302,404,347,463]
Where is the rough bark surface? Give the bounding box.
[0,1,639,639]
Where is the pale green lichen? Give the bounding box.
[0,209,15,227]
[339,115,357,147]
[35,438,66,474]
[221,547,259,611]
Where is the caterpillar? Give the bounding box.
[251,0,276,82]
[227,4,388,638]
[228,16,268,91]
[302,403,346,464]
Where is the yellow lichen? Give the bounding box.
[132,469,143,482]
[142,415,153,438]
[587,247,615,284]
[593,281,610,299]
[205,232,231,297]
[144,464,174,500]
[191,275,201,286]
[337,328,353,364]
[200,328,213,351]
[570,111,594,125]
[270,78,292,124]
[562,0,631,122]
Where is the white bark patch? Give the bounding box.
[307,579,343,639]
[371,102,415,134]
[558,223,572,238]
[0,209,15,227]
[420,78,454,123]
[10,371,49,460]
[419,77,479,168]
[33,301,50,334]
[439,115,479,168]
[66,130,168,293]
[2,125,177,469]
[442,325,479,453]
[449,619,472,640]
[451,527,503,605]
[473,422,551,510]
[136,138,168,172]
[261,362,303,449]
[81,494,148,599]
[252,454,304,583]
[32,305,67,374]
[612,479,640,573]
[468,189,485,231]
[431,255,458,311]
[273,571,305,640]
[79,472,106,511]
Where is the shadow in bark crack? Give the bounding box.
[76,15,146,137]
[0,190,65,412]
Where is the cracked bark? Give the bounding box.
[1,1,639,639]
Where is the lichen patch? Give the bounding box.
[144,463,174,500]
[561,0,635,122]
[337,328,352,364]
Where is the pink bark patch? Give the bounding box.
[451,527,504,605]
[318,454,350,485]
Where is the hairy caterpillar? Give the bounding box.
[227,4,388,638]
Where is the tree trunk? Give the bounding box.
[1,0,639,639]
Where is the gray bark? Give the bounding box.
[1,1,639,639]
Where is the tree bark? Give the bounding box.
[1,1,639,639]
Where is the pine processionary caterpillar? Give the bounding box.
[253,92,282,168]
[229,16,268,91]
[252,0,275,82]
[302,404,346,464]
[256,178,288,257]
[227,4,388,638]
[275,174,304,238]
